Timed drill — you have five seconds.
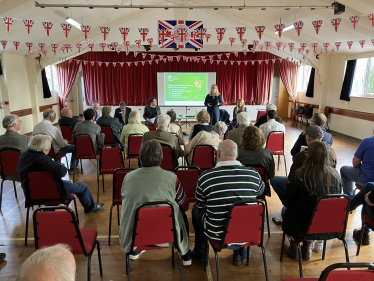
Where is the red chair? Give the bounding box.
[280,195,350,278]
[61,125,74,144]
[354,183,363,196]
[160,144,176,171]
[324,106,331,132]
[294,104,305,127]
[356,214,374,256]
[100,146,126,192]
[47,147,69,170]
[126,134,143,168]
[24,171,78,246]
[282,263,374,281]
[175,166,201,202]
[0,149,21,211]
[206,200,269,281]
[100,125,117,146]
[245,165,271,237]
[108,168,134,245]
[33,206,103,281]
[191,145,215,171]
[126,201,184,281]
[256,110,266,122]
[266,131,287,176]
[148,125,156,131]
[74,135,100,202]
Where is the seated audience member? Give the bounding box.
[16,244,76,281]
[227,112,251,147]
[237,126,275,180]
[17,135,104,213]
[350,183,374,245]
[33,108,78,173]
[142,114,181,167]
[270,126,337,199]
[280,141,341,261]
[189,110,213,141]
[119,140,192,264]
[96,106,123,143]
[120,111,149,153]
[192,140,264,266]
[92,101,101,121]
[185,121,227,165]
[114,101,132,125]
[255,103,283,127]
[143,97,161,126]
[219,109,231,125]
[58,107,80,129]
[166,110,184,145]
[290,113,333,157]
[340,130,374,199]
[73,108,105,155]
[232,99,247,121]
[259,109,285,140]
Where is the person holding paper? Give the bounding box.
[204,84,223,125]
[143,97,161,126]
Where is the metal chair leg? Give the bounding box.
[87,254,92,281]
[356,222,365,256]
[277,155,280,170]
[13,181,18,199]
[297,243,303,278]
[97,241,103,276]
[342,238,350,263]
[96,159,100,203]
[64,155,69,170]
[80,159,83,174]
[25,207,30,246]
[102,174,105,192]
[246,246,250,266]
[73,165,76,182]
[172,247,175,268]
[214,251,220,281]
[73,197,79,224]
[283,155,288,177]
[126,253,131,280]
[117,205,120,225]
[108,204,114,245]
[261,246,269,281]
[0,180,4,211]
[264,198,270,237]
[280,232,285,261]
[177,250,184,281]
[204,239,208,272]
[322,240,327,260]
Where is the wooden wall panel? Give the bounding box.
[329,107,374,122]
[39,103,58,112]
[10,108,32,117]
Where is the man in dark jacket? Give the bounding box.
[58,107,81,129]
[114,101,132,125]
[17,134,104,214]
[96,106,123,143]
[290,113,333,157]
[254,104,283,127]
[143,97,161,126]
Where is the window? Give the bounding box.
[45,65,59,93]
[351,58,374,97]
[297,64,312,92]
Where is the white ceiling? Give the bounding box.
[1,0,374,65]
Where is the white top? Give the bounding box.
[259,119,286,140]
[216,160,243,167]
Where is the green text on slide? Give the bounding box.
[165,73,208,102]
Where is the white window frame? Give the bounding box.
[351,57,374,98]
[297,64,312,93]
[45,65,59,94]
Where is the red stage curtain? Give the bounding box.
[78,51,276,106]
[56,60,80,110]
[277,59,300,108]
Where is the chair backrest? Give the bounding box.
[218,200,265,250]
[61,125,73,143]
[0,149,21,177]
[244,164,269,198]
[256,110,266,122]
[160,144,175,171]
[265,131,284,155]
[191,145,215,170]
[113,168,134,206]
[75,135,96,158]
[101,126,116,145]
[324,106,330,118]
[127,134,143,156]
[33,206,88,255]
[47,147,57,159]
[319,263,374,281]
[306,195,350,238]
[100,147,124,173]
[148,125,156,131]
[175,166,201,202]
[131,201,177,252]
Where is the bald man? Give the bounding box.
[16,244,76,281]
[58,107,81,129]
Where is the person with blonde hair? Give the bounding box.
[189,110,213,141]
[96,106,123,144]
[233,99,247,121]
[166,110,184,145]
[120,111,149,152]
[204,84,223,125]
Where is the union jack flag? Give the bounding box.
[349,16,360,30]
[119,27,130,41]
[42,22,53,36]
[0,41,7,50]
[23,19,34,34]
[100,26,111,41]
[293,21,304,36]
[138,28,149,41]
[38,43,45,52]
[241,39,247,48]
[359,40,365,49]
[330,18,341,33]
[61,23,72,38]
[76,43,82,52]
[311,43,318,51]
[371,39,374,46]
[25,42,33,52]
[347,41,353,50]
[264,41,272,50]
[205,34,211,43]
[335,42,341,51]
[236,27,247,41]
[229,37,235,46]
[147,38,153,47]
[274,24,285,38]
[99,43,106,51]
[135,40,141,48]
[254,26,265,40]
[300,43,307,51]
[215,28,226,44]
[275,42,282,51]
[158,20,203,49]
[51,44,58,54]
[13,41,20,51]
[3,17,14,32]
[81,25,91,39]
[288,43,295,52]
[323,43,329,51]
[312,20,323,35]
[305,49,310,55]
[368,14,374,27]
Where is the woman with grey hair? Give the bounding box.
[166,110,184,145]
[120,111,149,153]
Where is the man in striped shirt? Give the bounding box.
[192,140,265,266]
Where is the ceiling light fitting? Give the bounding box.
[274,24,294,34]
[66,17,82,30]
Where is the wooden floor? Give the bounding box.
[0,119,371,280]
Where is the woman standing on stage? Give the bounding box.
[204,84,223,125]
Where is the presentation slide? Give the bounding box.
[157,72,217,106]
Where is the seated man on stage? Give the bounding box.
[114,101,132,125]
[255,104,283,127]
[143,97,161,126]
[58,107,81,129]
[17,135,105,214]
[96,106,123,144]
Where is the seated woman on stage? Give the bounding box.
[166,110,184,145]
[120,111,149,153]
[188,110,213,141]
[232,99,247,121]
[280,141,341,261]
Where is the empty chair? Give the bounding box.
[266,131,287,176]
[356,214,374,256]
[191,145,215,171]
[256,110,266,122]
[126,134,143,168]
[100,146,126,192]
[160,144,176,171]
[61,125,74,144]
[100,125,117,146]
[33,206,103,281]
[175,166,201,202]
[147,124,156,131]
[47,146,69,170]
